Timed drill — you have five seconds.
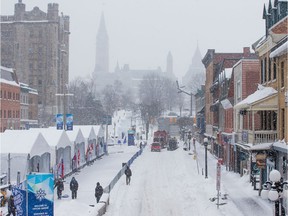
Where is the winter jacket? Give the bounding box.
[70,178,78,191]
[125,167,132,177]
[95,185,103,198]
[55,180,64,191]
[8,197,16,213]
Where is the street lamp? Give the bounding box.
[204,137,208,179]
[261,169,288,216]
[176,80,193,117]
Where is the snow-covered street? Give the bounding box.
[104,142,273,216]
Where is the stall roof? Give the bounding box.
[93,125,105,137]
[66,128,85,144]
[30,128,71,149]
[73,125,97,140]
[0,130,51,157]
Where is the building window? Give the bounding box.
[4,110,6,118]
[237,80,241,99]
[268,58,271,81]
[0,90,2,98]
[281,108,285,140]
[273,58,277,80]
[13,92,15,100]
[281,61,284,87]
[4,91,6,99]
[264,57,267,83]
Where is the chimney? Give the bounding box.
[243,47,250,58]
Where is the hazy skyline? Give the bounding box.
[1,0,268,81]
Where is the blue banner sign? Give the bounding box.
[27,173,54,216]
[12,184,26,216]
[56,114,63,130]
[66,113,73,131]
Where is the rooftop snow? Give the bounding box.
[270,41,288,58]
[234,85,277,108]
[0,130,51,157]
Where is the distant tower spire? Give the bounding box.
[115,61,120,73]
[166,51,173,75]
[94,12,109,74]
[191,43,203,71]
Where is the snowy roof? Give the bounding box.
[270,41,288,58]
[29,128,71,149]
[249,143,272,151]
[273,140,288,153]
[234,85,277,109]
[65,128,85,144]
[221,99,233,109]
[92,125,105,137]
[0,130,51,157]
[73,125,97,140]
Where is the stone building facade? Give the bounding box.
[0,0,70,126]
[20,83,38,129]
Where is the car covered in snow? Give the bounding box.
[151,142,161,152]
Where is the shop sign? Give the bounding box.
[256,153,266,169]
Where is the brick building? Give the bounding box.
[202,48,256,157]
[0,0,70,126]
[0,66,20,132]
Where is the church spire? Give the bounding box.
[166,51,173,75]
[94,12,109,74]
[98,12,108,38]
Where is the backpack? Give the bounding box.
[95,185,103,197]
[125,168,132,176]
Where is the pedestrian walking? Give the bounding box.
[7,195,16,216]
[124,166,132,185]
[70,177,79,199]
[54,179,64,199]
[95,182,103,203]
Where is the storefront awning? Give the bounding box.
[249,143,273,151]
[235,143,252,151]
[234,85,277,111]
[272,141,288,154]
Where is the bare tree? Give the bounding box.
[69,77,105,124]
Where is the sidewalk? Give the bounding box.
[194,141,273,216]
[54,144,140,216]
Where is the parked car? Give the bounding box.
[151,142,161,152]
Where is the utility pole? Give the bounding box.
[176,80,193,117]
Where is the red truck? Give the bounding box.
[153,130,168,148]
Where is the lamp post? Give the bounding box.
[204,137,208,179]
[261,169,288,216]
[176,80,193,117]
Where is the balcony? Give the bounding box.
[237,130,277,144]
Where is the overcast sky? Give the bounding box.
[2,0,268,81]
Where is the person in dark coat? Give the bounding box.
[7,195,16,216]
[54,179,64,199]
[95,182,103,203]
[124,166,132,185]
[70,177,79,199]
